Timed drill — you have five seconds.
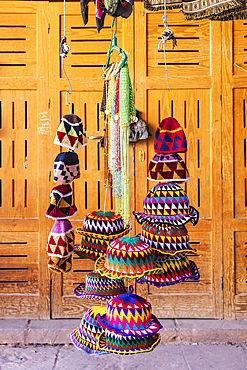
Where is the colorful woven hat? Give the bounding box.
[140,222,197,255]
[97,293,162,337]
[71,306,108,355]
[154,117,187,154]
[46,184,77,220]
[75,211,129,261]
[53,152,80,184]
[147,153,190,183]
[74,271,133,301]
[48,254,72,273]
[136,253,200,287]
[54,114,88,151]
[95,236,161,279]
[98,331,160,355]
[82,211,124,236]
[47,219,74,258]
[133,182,199,227]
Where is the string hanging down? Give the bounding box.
[158,2,177,117]
[60,0,72,114]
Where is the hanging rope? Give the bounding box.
[60,0,72,114]
[158,1,177,117]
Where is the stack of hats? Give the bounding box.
[46,114,87,273]
[71,306,108,355]
[133,117,200,287]
[97,293,162,355]
[74,211,129,261]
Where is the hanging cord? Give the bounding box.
[158,3,177,117]
[60,0,72,114]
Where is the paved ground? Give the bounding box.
[0,343,246,370]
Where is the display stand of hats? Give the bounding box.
[71,233,163,355]
[46,114,88,273]
[133,117,200,287]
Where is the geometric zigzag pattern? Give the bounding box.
[46,184,77,220]
[154,117,187,154]
[95,237,158,279]
[147,153,190,183]
[98,331,161,355]
[74,271,128,301]
[70,306,108,356]
[136,253,200,287]
[83,211,124,236]
[97,293,162,337]
[47,230,74,258]
[140,222,197,255]
[73,245,105,262]
[54,114,88,152]
[48,254,72,273]
[54,162,80,184]
[143,182,190,217]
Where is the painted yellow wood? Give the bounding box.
[222,20,247,319]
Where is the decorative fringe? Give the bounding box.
[144,0,182,11]
[184,0,242,21]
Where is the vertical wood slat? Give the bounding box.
[222,21,235,319]
[37,1,52,319]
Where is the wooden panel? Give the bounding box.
[233,21,247,75]
[150,295,213,319]
[0,14,36,77]
[0,232,39,318]
[234,88,247,218]
[235,232,247,295]
[0,90,38,218]
[147,11,210,77]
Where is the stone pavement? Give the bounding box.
[0,319,247,345]
[0,343,246,370]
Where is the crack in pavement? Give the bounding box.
[182,347,193,370]
[52,347,60,370]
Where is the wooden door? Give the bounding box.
[0,1,51,318]
[134,5,223,318]
[222,21,247,319]
[48,1,135,318]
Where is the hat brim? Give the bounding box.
[97,313,162,337]
[147,176,190,183]
[73,246,105,261]
[136,260,200,287]
[76,227,130,240]
[95,256,162,280]
[70,329,107,355]
[140,236,197,256]
[74,283,132,301]
[133,206,199,227]
[98,332,160,355]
